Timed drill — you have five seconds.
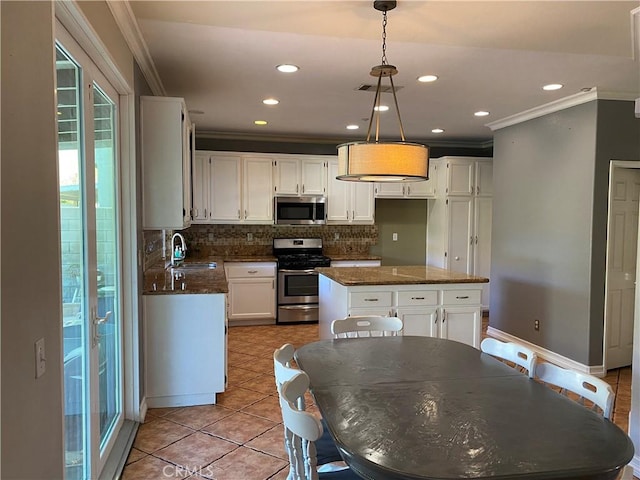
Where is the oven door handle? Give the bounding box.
[278,269,318,274]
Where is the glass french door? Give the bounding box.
[56,28,123,480]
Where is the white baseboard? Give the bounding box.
[486,326,606,377]
[139,396,148,423]
[146,392,217,408]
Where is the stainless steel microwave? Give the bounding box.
[274,196,326,225]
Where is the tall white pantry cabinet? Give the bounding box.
[426,157,493,310]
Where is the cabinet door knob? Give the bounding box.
[455,256,460,260]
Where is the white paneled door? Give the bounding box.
[56,29,123,480]
[606,166,640,369]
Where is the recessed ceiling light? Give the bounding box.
[346,125,359,130]
[432,128,444,133]
[543,83,563,91]
[474,111,490,117]
[263,98,279,106]
[373,105,389,112]
[254,120,268,126]
[276,64,299,73]
[417,75,438,83]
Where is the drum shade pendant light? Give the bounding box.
[337,0,429,182]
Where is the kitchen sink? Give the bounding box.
[169,262,217,270]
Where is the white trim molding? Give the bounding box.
[55,1,132,94]
[486,88,639,132]
[486,326,606,377]
[107,0,165,96]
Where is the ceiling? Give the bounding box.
[129,1,640,146]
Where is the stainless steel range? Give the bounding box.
[273,238,331,324]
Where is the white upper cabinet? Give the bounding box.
[273,155,327,196]
[210,153,242,223]
[273,157,300,195]
[444,156,493,197]
[194,152,273,224]
[141,96,193,229]
[301,157,327,195]
[475,159,493,196]
[192,151,211,222]
[243,156,274,223]
[327,158,374,224]
[446,158,475,196]
[374,160,438,199]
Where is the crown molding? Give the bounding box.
[486,89,639,132]
[197,130,493,149]
[107,0,165,96]
[56,1,132,94]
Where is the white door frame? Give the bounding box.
[607,160,640,476]
[604,161,640,370]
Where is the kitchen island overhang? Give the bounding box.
[317,265,488,346]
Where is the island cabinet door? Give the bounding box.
[397,308,438,337]
[439,306,481,348]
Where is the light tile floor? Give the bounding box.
[122,321,634,480]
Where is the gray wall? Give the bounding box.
[371,199,428,265]
[1,2,64,477]
[491,99,640,366]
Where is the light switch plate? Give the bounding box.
[35,338,46,378]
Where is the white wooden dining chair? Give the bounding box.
[279,372,360,480]
[273,344,345,470]
[535,362,614,419]
[331,315,404,338]
[480,338,537,378]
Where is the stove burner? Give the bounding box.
[273,238,331,270]
[276,254,331,270]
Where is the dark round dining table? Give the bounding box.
[295,336,634,480]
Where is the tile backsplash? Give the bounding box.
[143,224,378,265]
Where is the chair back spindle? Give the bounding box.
[331,315,404,338]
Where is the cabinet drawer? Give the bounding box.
[442,289,481,305]
[226,264,276,278]
[350,291,392,308]
[397,290,438,307]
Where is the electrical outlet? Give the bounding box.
[392,232,398,241]
[334,232,340,240]
[534,319,540,331]
[35,338,46,378]
[247,233,253,242]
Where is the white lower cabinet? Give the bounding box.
[224,262,276,325]
[144,294,227,408]
[319,275,482,348]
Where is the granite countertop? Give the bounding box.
[143,257,228,295]
[316,265,489,286]
[142,255,279,295]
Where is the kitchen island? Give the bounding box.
[317,265,488,347]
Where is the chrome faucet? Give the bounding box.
[171,232,187,266]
